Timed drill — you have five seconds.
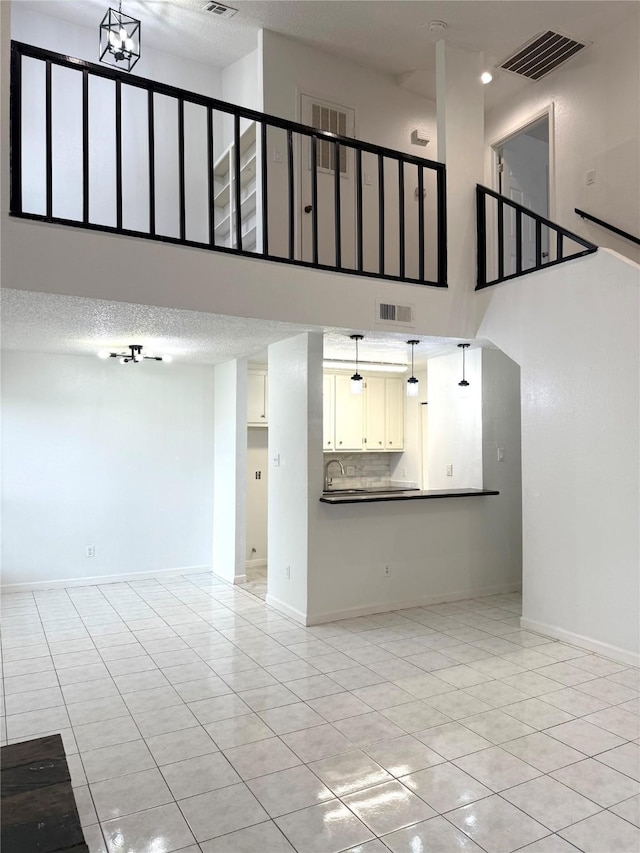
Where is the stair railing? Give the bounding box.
[476,184,597,290]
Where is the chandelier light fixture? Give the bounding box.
[350,334,364,395]
[98,344,171,364]
[458,342,470,387]
[99,0,141,72]
[406,340,420,397]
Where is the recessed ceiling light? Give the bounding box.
[481,71,494,84]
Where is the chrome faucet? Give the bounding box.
[324,459,345,491]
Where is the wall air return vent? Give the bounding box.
[202,2,238,18]
[376,300,415,326]
[499,31,589,81]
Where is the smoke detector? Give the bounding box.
[202,2,238,18]
[428,20,448,33]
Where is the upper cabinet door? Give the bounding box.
[323,374,335,450]
[334,375,364,450]
[365,376,386,450]
[385,378,404,449]
[247,371,267,425]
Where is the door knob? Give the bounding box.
[304,205,313,214]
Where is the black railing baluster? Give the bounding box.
[398,160,405,279]
[535,219,542,267]
[45,60,52,219]
[260,122,268,255]
[437,166,447,286]
[311,135,318,265]
[9,41,451,289]
[115,79,122,230]
[515,209,522,274]
[10,45,22,214]
[497,198,504,281]
[234,112,242,252]
[287,128,294,260]
[334,141,341,268]
[378,154,385,275]
[178,98,186,242]
[355,147,363,272]
[207,106,214,246]
[82,69,89,224]
[557,231,563,261]
[476,186,486,290]
[417,166,424,281]
[148,90,156,236]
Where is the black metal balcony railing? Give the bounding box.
[10,41,447,288]
[476,185,597,290]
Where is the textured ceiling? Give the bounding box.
[1,290,471,368]
[19,1,636,107]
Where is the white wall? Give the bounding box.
[485,7,640,266]
[246,427,268,566]
[267,332,324,621]
[426,349,483,490]
[1,351,215,589]
[478,249,640,664]
[212,359,247,584]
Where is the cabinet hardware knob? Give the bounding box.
[379,441,382,445]
[339,441,342,445]
[304,204,313,213]
[261,414,265,418]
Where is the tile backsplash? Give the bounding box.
[323,452,409,488]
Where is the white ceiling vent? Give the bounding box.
[376,300,415,327]
[201,2,238,19]
[499,31,589,81]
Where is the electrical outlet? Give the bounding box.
[384,565,391,577]
[586,169,596,186]
[273,149,283,163]
[285,565,290,580]
[346,466,356,476]
[86,545,95,558]
[402,467,408,478]
[497,448,505,462]
[446,464,453,477]
[364,172,372,186]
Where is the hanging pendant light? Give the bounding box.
[458,343,471,387]
[99,0,141,72]
[406,340,420,397]
[350,334,364,395]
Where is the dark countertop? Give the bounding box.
[320,488,500,504]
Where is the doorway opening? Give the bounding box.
[493,114,551,275]
[243,364,268,600]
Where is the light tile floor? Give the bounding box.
[1,573,639,853]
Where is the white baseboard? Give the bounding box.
[304,583,522,626]
[245,559,267,570]
[1,565,213,594]
[265,594,307,625]
[520,617,640,668]
[233,574,247,585]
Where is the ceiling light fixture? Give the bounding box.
[458,343,470,387]
[323,361,407,374]
[349,334,364,395]
[98,344,171,364]
[406,340,420,397]
[481,71,494,84]
[99,0,141,72]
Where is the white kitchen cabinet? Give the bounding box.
[384,378,404,450]
[247,370,268,426]
[323,374,335,450]
[334,375,364,450]
[324,372,404,452]
[364,377,386,450]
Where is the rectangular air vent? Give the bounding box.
[499,31,589,81]
[202,2,238,18]
[376,300,415,326]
